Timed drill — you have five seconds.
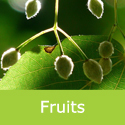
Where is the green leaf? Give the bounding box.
[0,35,125,90]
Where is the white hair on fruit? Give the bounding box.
[25,0,42,19]
[54,55,74,79]
[87,0,104,19]
[1,48,21,71]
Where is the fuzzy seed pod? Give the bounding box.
[99,58,112,75]
[25,0,41,19]
[87,0,104,19]
[54,55,74,80]
[1,48,21,71]
[99,41,114,58]
[83,59,103,84]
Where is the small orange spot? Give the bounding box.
[44,46,56,53]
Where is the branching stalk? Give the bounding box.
[108,24,117,42]
[114,0,117,25]
[57,27,88,60]
[16,27,53,51]
[54,30,64,55]
[53,0,64,55]
[16,0,88,61]
[117,26,125,39]
[108,0,117,42]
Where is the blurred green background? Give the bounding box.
[0,0,125,78]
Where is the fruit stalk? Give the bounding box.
[108,0,117,42]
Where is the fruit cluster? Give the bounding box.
[0,0,117,85]
[99,41,114,75]
[55,41,114,84]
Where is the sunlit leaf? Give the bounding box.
[0,35,124,90]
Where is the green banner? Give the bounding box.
[0,91,124,124]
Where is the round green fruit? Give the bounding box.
[99,41,114,58]
[54,55,74,80]
[25,0,41,19]
[83,59,103,84]
[87,0,104,19]
[1,48,21,71]
[99,58,112,75]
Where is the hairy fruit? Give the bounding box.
[83,59,103,84]
[99,41,114,58]
[25,0,41,19]
[99,58,112,75]
[54,55,74,80]
[87,0,104,19]
[1,48,21,71]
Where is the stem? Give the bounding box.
[54,30,64,55]
[16,0,88,60]
[108,0,118,42]
[114,0,125,40]
[114,0,117,25]
[54,0,59,28]
[53,0,64,55]
[16,27,53,51]
[16,0,60,52]
[80,81,92,90]
[53,0,88,60]
[57,27,88,60]
[108,24,117,42]
[117,26,125,39]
